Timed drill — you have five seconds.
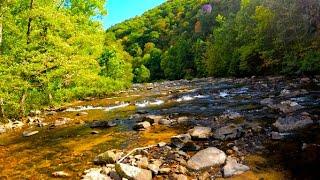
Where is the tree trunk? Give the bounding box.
[0,98,5,120]
[26,0,34,44]
[20,93,27,119]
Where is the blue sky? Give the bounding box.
[101,0,165,29]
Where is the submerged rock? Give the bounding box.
[115,163,152,180]
[273,115,313,132]
[187,147,226,171]
[223,156,249,177]
[271,131,291,140]
[188,126,212,140]
[214,124,242,140]
[22,130,39,137]
[90,120,117,128]
[52,171,71,177]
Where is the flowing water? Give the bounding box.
[0,77,319,179]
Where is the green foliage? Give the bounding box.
[0,0,131,120]
[133,65,150,83]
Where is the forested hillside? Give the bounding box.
[107,0,320,81]
[0,0,319,120]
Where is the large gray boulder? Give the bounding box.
[115,163,152,180]
[223,156,249,177]
[188,126,212,140]
[273,115,313,132]
[187,147,226,171]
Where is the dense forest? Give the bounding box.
[108,0,320,82]
[0,0,319,120]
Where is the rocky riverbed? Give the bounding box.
[0,76,319,179]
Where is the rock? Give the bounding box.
[109,171,121,180]
[94,150,122,165]
[22,130,39,137]
[159,119,171,125]
[83,168,111,180]
[172,174,188,180]
[115,163,152,180]
[46,111,57,116]
[77,112,88,116]
[158,142,166,147]
[90,120,117,128]
[188,126,212,140]
[136,157,149,169]
[177,116,188,124]
[214,124,242,140]
[0,126,6,134]
[187,147,226,171]
[52,171,71,177]
[133,121,151,131]
[198,171,210,180]
[178,165,188,174]
[159,168,171,174]
[276,100,303,113]
[181,142,200,151]
[271,131,291,140]
[91,130,100,134]
[223,156,249,177]
[273,115,313,132]
[142,115,163,124]
[260,98,274,106]
[54,117,71,126]
[148,164,160,175]
[171,134,192,148]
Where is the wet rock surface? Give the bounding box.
[1,76,320,179]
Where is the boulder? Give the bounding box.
[115,163,152,180]
[187,147,226,171]
[171,134,192,148]
[214,124,242,140]
[223,156,249,177]
[188,126,212,140]
[273,115,313,132]
[22,130,39,137]
[133,121,151,131]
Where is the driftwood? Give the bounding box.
[117,144,156,163]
